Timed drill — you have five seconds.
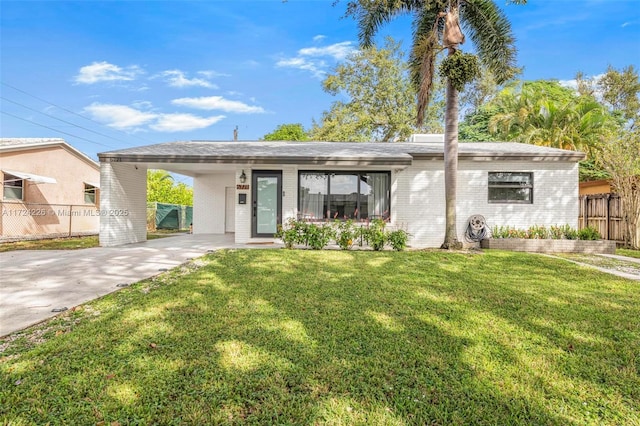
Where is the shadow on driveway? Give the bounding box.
[0,234,278,336]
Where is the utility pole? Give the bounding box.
[233,126,238,141]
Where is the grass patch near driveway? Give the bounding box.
[617,248,640,259]
[1,250,638,425]
[0,232,181,252]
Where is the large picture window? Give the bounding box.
[3,173,24,200]
[488,172,533,204]
[298,171,390,220]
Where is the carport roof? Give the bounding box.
[98,140,585,165]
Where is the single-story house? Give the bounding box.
[1,138,100,239]
[97,136,584,248]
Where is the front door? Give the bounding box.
[252,171,282,237]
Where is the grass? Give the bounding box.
[553,253,640,276]
[1,249,638,425]
[0,231,183,252]
[617,248,640,259]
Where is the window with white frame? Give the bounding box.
[298,171,390,220]
[84,184,97,204]
[3,173,24,200]
[488,172,533,204]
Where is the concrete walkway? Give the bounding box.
[0,234,280,337]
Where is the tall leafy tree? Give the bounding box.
[598,130,640,249]
[345,0,524,248]
[147,170,193,206]
[311,37,442,142]
[263,123,309,141]
[575,66,640,129]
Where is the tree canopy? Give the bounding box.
[460,80,619,157]
[310,37,442,142]
[263,123,309,141]
[147,170,193,206]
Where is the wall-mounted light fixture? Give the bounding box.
[239,170,247,183]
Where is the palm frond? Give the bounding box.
[409,3,445,124]
[460,0,518,84]
[348,0,426,47]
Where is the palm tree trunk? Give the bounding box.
[441,48,462,249]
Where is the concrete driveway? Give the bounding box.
[0,234,277,337]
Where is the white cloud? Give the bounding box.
[172,96,265,113]
[157,70,218,89]
[276,57,325,78]
[74,61,143,84]
[83,103,156,129]
[150,113,225,132]
[198,70,230,78]
[299,41,355,60]
[313,34,326,42]
[84,102,225,132]
[276,40,355,78]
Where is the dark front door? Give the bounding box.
[252,171,282,237]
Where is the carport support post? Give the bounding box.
[99,162,148,246]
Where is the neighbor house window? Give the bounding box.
[298,171,390,220]
[84,184,97,204]
[3,173,24,200]
[488,172,533,203]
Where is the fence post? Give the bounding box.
[583,196,588,230]
[68,205,73,237]
[605,194,610,240]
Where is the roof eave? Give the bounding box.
[98,154,412,167]
[411,152,586,162]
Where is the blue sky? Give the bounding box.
[1,0,639,162]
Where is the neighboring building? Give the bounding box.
[579,179,611,196]
[0,138,100,239]
[97,137,584,248]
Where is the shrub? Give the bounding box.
[363,219,387,251]
[334,220,358,250]
[275,218,307,248]
[578,226,602,241]
[305,223,334,250]
[527,225,549,239]
[387,229,409,251]
[563,225,579,240]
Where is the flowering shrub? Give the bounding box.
[275,218,410,251]
[491,224,600,241]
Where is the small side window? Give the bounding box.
[488,172,533,204]
[3,173,24,200]
[84,184,97,204]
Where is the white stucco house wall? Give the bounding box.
[97,137,584,248]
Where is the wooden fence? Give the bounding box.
[578,194,625,244]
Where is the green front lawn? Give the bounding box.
[617,248,640,259]
[1,250,638,425]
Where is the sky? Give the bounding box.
[1,0,639,164]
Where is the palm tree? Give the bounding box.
[489,84,616,157]
[346,0,524,248]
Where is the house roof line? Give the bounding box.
[97,140,587,164]
[98,154,413,166]
[0,138,99,171]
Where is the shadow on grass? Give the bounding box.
[1,250,638,424]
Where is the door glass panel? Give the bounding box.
[257,176,278,234]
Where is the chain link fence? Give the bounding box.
[0,201,99,242]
